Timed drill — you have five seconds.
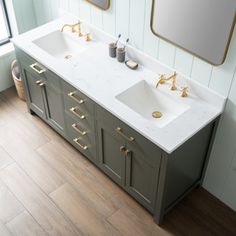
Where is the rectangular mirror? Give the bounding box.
[151,0,236,65]
[86,0,110,10]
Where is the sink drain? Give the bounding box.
[64,54,72,60]
[152,111,162,119]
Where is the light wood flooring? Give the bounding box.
[0,87,236,236]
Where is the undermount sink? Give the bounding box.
[116,80,190,128]
[33,30,87,60]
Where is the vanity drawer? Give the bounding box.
[65,104,95,129]
[65,113,96,162]
[64,94,94,117]
[65,111,95,137]
[16,47,61,90]
[62,80,94,113]
[96,105,162,165]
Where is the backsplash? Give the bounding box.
[15,0,236,210]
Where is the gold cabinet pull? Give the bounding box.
[73,138,88,150]
[72,123,87,136]
[39,82,45,87]
[119,146,126,153]
[119,146,131,157]
[125,149,131,157]
[35,80,42,85]
[36,80,45,87]
[115,127,135,142]
[69,107,85,120]
[68,92,84,105]
[30,63,46,74]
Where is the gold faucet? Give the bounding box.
[156,72,177,91]
[180,87,188,97]
[61,21,82,36]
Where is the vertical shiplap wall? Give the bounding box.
[29,0,236,210]
[12,0,37,33]
[0,52,15,92]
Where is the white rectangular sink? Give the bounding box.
[33,30,87,60]
[116,80,190,128]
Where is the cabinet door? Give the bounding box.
[43,81,65,135]
[125,146,161,212]
[21,65,46,120]
[97,122,126,186]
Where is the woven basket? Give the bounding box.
[11,60,26,101]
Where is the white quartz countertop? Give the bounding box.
[12,17,226,154]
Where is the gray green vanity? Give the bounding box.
[15,45,219,225]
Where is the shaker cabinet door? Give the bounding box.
[97,122,126,187]
[125,149,160,212]
[21,66,46,120]
[43,82,65,135]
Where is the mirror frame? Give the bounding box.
[85,0,110,10]
[150,0,236,65]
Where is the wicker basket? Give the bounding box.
[11,60,26,101]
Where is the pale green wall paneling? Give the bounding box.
[50,0,60,19]
[174,49,194,76]
[80,0,91,23]
[103,0,116,36]
[143,0,159,58]
[68,0,80,17]
[10,0,236,210]
[0,52,15,92]
[222,149,236,210]
[158,39,176,67]
[60,0,69,11]
[209,29,236,97]
[191,58,213,86]
[42,0,54,23]
[115,0,130,40]
[91,5,103,29]
[204,68,236,210]
[129,0,146,49]
[0,0,31,92]
[33,0,53,25]
[12,0,37,33]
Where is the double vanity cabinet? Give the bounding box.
[15,46,218,224]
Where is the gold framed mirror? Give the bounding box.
[86,0,110,10]
[151,0,236,65]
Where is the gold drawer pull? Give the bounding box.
[72,123,87,136]
[36,80,45,87]
[35,80,42,85]
[70,107,85,120]
[68,92,84,105]
[125,149,131,157]
[30,63,46,74]
[115,127,135,142]
[73,138,88,150]
[120,146,126,153]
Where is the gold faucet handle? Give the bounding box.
[85,33,91,42]
[180,87,188,97]
[159,74,166,84]
[155,74,166,88]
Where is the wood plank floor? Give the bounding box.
[0,87,236,236]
